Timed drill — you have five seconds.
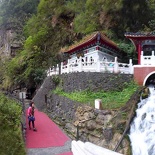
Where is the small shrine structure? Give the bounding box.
[48,32,133,75]
[125,32,155,85]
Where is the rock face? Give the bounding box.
[0,25,23,58]
[75,107,130,154]
[47,94,130,155]
[33,72,136,155]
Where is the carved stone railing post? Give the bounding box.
[114,57,119,73]
[61,62,63,74]
[96,59,101,72]
[67,59,70,73]
[129,59,133,74]
[79,56,82,72]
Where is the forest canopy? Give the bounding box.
[0,0,155,90]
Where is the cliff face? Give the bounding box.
[0,24,24,59]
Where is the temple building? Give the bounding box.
[125,32,155,65]
[61,31,126,65]
[125,32,155,85]
[47,31,133,76]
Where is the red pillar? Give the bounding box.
[138,41,142,64]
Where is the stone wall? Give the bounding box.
[33,76,56,110]
[58,72,133,92]
[34,72,133,110]
[47,94,130,155]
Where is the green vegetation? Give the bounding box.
[0,93,26,155]
[0,0,39,25]
[0,0,155,90]
[0,1,149,153]
[53,81,138,109]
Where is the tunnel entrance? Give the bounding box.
[145,73,155,86]
[26,88,36,99]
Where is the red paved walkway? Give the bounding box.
[26,109,73,155]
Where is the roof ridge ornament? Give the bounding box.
[97,32,101,43]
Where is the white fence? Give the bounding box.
[141,51,155,66]
[71,140,123,155]
[47,57,133,76]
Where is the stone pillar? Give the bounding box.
[114,57,119,73]
[152,50,154,56]
[95,99,102,109]
[79,56,82,72]
[96,59,101,72]
[67,59,70,73]
[56,64,59,74]
[60,62,63,74]
[129,59,133,74]
[47,68,50,76]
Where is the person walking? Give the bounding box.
[27,101,37,131]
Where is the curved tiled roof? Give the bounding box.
[125,32,155,50]
[125,32,155,40]
[125,32,155,37]
[60,31,118,53]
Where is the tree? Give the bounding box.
[111,0,153,38]
[0,0,40,25]
[1,0,155,90]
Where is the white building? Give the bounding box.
[47,32,133,76]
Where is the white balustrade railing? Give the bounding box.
[47,57,133,76]
[141,51,155,65]
[71,140,123,155]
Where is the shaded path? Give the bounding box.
[26,108,73,155]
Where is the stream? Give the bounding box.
[129,85,155,155]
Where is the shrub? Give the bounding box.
[0,94,26,155]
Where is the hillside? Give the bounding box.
[0,0,155,92]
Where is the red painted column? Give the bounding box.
[138,41,142,64]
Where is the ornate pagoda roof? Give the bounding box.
[125,32,155,53]
[125,32,155,40]
[60,31,119,54]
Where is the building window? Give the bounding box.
[143,51,152,56]
[90,56,94,64]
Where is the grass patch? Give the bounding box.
[53,81,138,109]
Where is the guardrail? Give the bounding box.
[47,58,133,76]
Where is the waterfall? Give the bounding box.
[129,85,155,155]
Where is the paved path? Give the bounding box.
[26,108,73,155]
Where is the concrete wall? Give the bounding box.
[134,66,155,85]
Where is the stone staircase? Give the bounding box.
[71,140,123,155]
